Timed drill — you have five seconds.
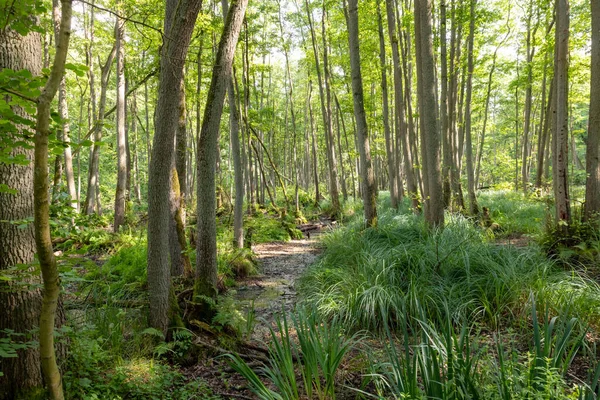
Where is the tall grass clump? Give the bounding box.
[298,210,600,331]
[228,307,358,400]
[364,300,597,399]
[478,190,547,236]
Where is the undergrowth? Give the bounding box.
[298,210,600,332]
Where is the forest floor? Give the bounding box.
[235,236,321,341]
[184,232,325,399]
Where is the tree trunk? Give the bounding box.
[464,0,479,216]
[84,45,115,215]
[554,0,571,230]
[415,0,444,227]
[440,0,452,209]
[346,0,377,227]
[195,0,247,311]
[386,0,419,211]
[34,1,73,398]
[521,2,539,194]
[0,23,44,400]
[305,0,340,217]
[377,1,397,209]
[585,0,600,222]
[113,12,127,232]
[147,0,203,335]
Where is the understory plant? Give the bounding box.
[227,307,358,400]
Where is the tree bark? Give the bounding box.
[195,0,247,310]
[464,0,479,216]
[84,44,116,215]
[585,0,600,222]
[0,23,44,400]
[52,0,77,212]
[553,0,571,230]
[345,0,377,227]
[113,11,127,232]
[415,0,444,227]
[147,0,203,335]
[377,1,397,209]
[34,1,72,398]
[305,0,340,217]
[386,0,419,211]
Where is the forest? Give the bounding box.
[0,0,599,398]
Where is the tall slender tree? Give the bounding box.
[147,0,203,335]
[195,0,248,310]
[415,0,444,227]
[113,9,127,232]
[553,0,570,230]
[345,0,377,227]
[585,0,600,222]
[34,1,73,397]
[464,0,479,216]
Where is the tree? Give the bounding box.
[33,1,73,396]
[464,0,479,216]
[52,0,78,212]
[553,0,570,230]
[195,0,248,311]
[377,0,397,209]
[386,0,419,212]
[0,18,44,400]
[345,0,377,227]
[226,0,244,250]
[414,0,444,227]
[305,0,340,217]
[147,0,203,335]
[585,0,600,222]
[114,6,127,232]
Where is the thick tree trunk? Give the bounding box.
[147,0,203,335]
[346,0,377,227]
[585,0,600,221]
[415,0,444,227]
[0,25,44,400]
[195,0,247,311]
[113,13,127,232]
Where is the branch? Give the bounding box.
[0,87,38,103]
[72,67,157,155]
[75,0,163,36]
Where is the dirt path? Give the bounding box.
[235,237,320,341]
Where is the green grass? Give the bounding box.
[478,190,548,237]
[298,207,600,332]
